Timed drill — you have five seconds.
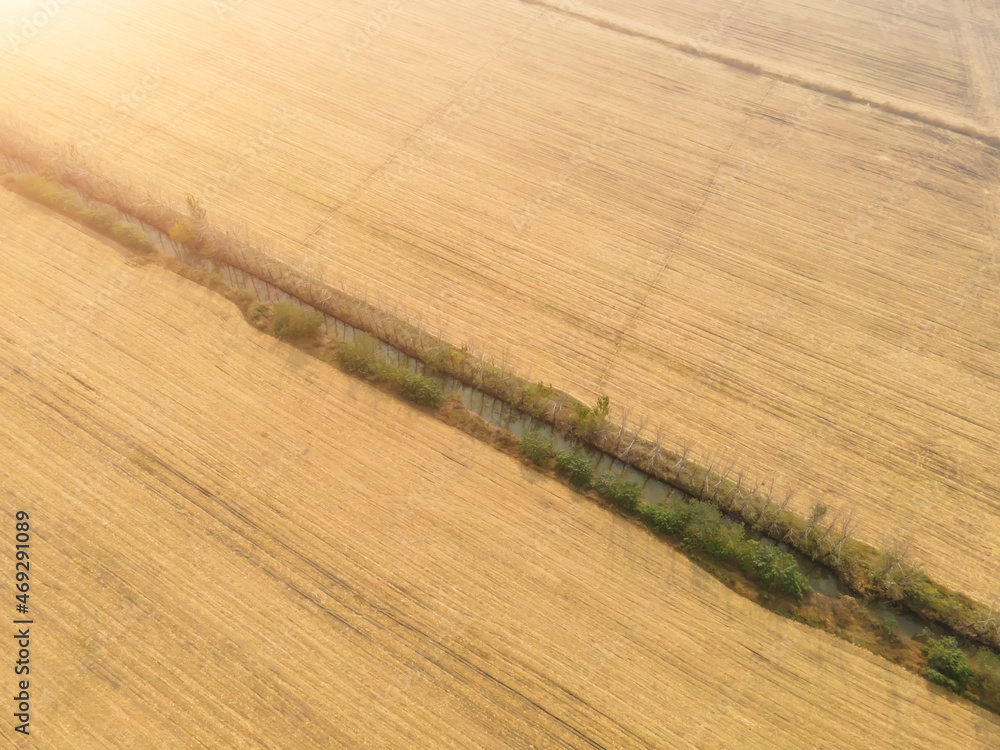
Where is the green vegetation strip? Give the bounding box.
[529,429,810,600]
[3,134,1000,714]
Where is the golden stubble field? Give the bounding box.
[1,0,998,604]
[560,0,1000,127]
[2,192,1000,747]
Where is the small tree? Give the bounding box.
[572,395,610,438]
[971,647,1000,703]
[753,544,810,600]
[593,394,610,421]
[555,450,594,489]
[80,203,119,232]
[110,221,156,254]
[272,300,323,339]
[168,218,196,244]
[521,430,555,466]
[594,473,641,512]
[639,499,690,537]
[925,636,972,693]
[397,373,444,407]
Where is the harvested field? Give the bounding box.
[546,0,996,126]
[953,0,1000,129]
[1,0,997,604]
[2,190,1000,747]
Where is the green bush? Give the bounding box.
[684,506,756,573]
[397,372,444,407]
[9,173,83,214]
[752,544,810,600]
[272,299,323,339]
[337,341,368,373]
[109,221,156,253]
[875,612,898,635]
[79,203,119,232]
[235,289,255,307]
[637,496,809,598]
[555,450,594,489]
[337,342,388,380]
[684,502,724,550]
[247,302,270,329]
[925,636,972,693]
[704,520,749,566]
[594,473,642,512]
[971,648,1000,702]
[732,537,759,574]
[521,381,555,412]
[521,430,555,466]
[336,343,443,407]
[571,394,610,437]
[638,499,690,536]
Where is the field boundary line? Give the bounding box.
[301,8,548,246]
[518,0,1000,150]
[595,80,775,392]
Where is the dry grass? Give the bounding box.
[3,189,1000,748]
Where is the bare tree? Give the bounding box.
[622,413,648,462]
[800,498,829,543]
[475,347,487,387]
[699,456,715,499]
[672,442,691,478]
[812,506,840,554]
[649,426,665,469]
[711,459,736,504]
[615,404,633,453]
[878,538,911,593]
[973,603,1000,642]
[730,469,747,511]
[752,478,774,525]
[771,489,798,537]
[830,507,857,563]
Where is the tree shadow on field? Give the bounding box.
[261,334,323,382]
[516,460,550,488]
